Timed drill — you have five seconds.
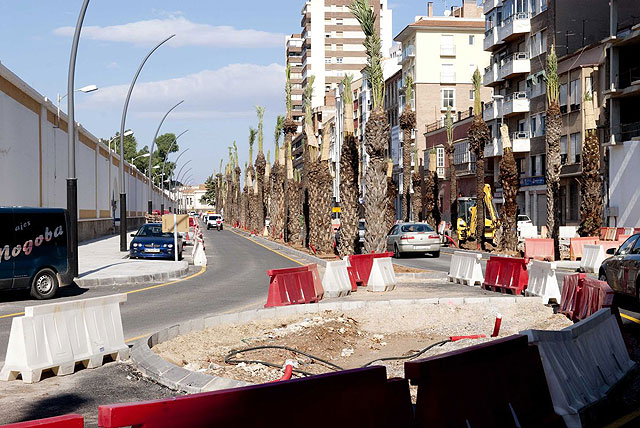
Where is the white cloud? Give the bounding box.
[80,63,285,119]
[53,16,286,48]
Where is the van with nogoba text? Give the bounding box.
[0,207,74,299]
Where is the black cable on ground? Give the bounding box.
[360,340,451,368]
[224,345,345,378]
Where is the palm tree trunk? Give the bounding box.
[499,125,519,252]
[579,129,602,237]
[338,134,359,257]
[412,171,423,222]
[546,102,562,259]
[363,109,389,254]
[468,115,489,249]
[400,111,415,222]
[255,153,266,233]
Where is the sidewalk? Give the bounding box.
[76,235,190,287]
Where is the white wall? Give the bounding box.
[609,142,640,226]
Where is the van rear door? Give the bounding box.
[0,208,15,289]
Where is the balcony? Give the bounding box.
[399,44,415,65]
[440,44,456,57]
[482,100,501,122]
[499,52,530,80]
[499,13,531,43]
[483,26,502,51]
[511,131,531,152]
[483,63,502,87]
[440,72,456,83]
[503,92,530,117]
[484,137,502,157]
[483,0,502,14]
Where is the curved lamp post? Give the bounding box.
[160,130,188,214]
[147,100,184,215]
[119,34,175,252]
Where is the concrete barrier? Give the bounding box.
[580,244,605,273]
[367,258,396,292]
[523,308,635,428]
[0,294,129,383]
[447,251,483,286]
[526,260,561,304]
[524,238,555,261]
[322,260,352,298]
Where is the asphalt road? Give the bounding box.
[393,248,640,327]
[0,227,300,365]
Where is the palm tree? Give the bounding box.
[467,68,490,249]
[247,128,257,232]
[499,124,519,251]
[350,0,389,254]
[445,106,458,242]
[545,46,562,259]
[579,90,602,237]
[424,150,439,227]
[386,159,397,231]
[271,115,285,240]
[412,149,423,222]
[283,64,298,243]
[216,159,223,213]
[255,106,267,234]
[233,142,241,225]
[338,75,360,257]
[399,75,415,222]
[241,162,248,229]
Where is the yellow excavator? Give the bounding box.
[457,184,500,244]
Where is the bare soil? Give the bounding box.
[393,264,427,273]
[153,300,572,398]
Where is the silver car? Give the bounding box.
[386,222,441,258]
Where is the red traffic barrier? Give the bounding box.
[569,237,598,260]
[404,335,563,427]
[348,252,393,287]
[346,265,358,292]
[559,274,614,322]
[559,273,586,320]
[1,415,84,428]
[265,264,324,307]
[524,238,554,261]
[98,366,412,428]
[481,256,529,295]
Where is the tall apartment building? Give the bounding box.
[286,34,305,134]
[299,0,393,111]
[394,0,491,156]
[482,0,615,227]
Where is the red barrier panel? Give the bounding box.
[348,252,393,287]
[559,273,585,320]
[570,237,599,260]
[574,277,615,322]
[265,264,323,307]
[481,256,529,295]
[405,335,563,427]
[615,227,626,241]
[98,367,412,428]
[346,265,358,292]
[1,415,84,428]
[524,238,555,261]
[598,240,622,254]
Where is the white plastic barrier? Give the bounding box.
[193,239,208,266]
[580,244,605,273]
[322,260,352,298]
[0,294,129,383]
[367,257,396,292]
[519,223,539,239]
[523,308,635,428]
[525,260,561,304]
[559,226,578,239]
[447,251,484,286]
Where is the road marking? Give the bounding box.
[0,266,207,320]
[620,313,640,325]
[126,333,151,343]
[229,229,304,266]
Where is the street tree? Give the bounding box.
[445,106,458,243]
[499,124,519,252]
[545,46,562,259]
[579,90,603,237]
[399,75,416,221]
[255,106,267,234]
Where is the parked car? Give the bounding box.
[0,207,74,299]
[599,234,640,302]
[207,214,223,231]
[358,219,365,244]
[386,222,441,258]
[130,223,183,260]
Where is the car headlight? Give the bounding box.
[162,244,167,248]
[168,244,174,248]
[132,243,139,248]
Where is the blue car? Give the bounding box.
[130,223,183,260]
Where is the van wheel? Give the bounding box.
[31,268,59,300]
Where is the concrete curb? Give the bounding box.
[395,272,446,280]
[130,295,543,394]
[76,262,190,288]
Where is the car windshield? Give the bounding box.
[400,224,434,233]
[209,216,220,221]
[137,224,173,238]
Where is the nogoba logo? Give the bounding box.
[0,226,64,262]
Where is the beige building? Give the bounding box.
[394,0,491,153]
[181,184,215,213]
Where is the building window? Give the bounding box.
[441,89,455,109]
[569,79,581,108]
[437,147,445,178]
[560,135,568,164]
[559,83,568,113]
[530,155,536,176]
[469,35,475,45]
[325,57,332,64]
[336,18,343,25]
[336,57,343,64]
[336,44,343,51]
[530,116,537,137]
[541,114,546,135]
[570,132,581,163]
[469,89,474,100]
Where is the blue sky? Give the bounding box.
[0,0,453,184]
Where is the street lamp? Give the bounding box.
[57,84,98,128]
[131,152,150,165]
[148,100,184,215]
[66,0,90,278]
[119,34,176,252]
[108,130,133,153]
[160,130,188,214]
